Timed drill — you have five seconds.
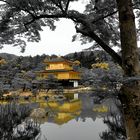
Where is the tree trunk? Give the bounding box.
[125,114,139,140]
[120,85,140,140]
[116,0,140,139]
[116,0,140,76]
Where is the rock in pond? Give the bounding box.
[30,108,46,118]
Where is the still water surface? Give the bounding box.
[41,118,107,140]
[0,92,125,140]
[36,93,123,140]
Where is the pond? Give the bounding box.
[0,92,126,140]
[34,92,126,140]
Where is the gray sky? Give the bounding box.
[0,19,92,56]
[0,0,92,56]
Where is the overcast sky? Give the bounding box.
[0,0,92,56]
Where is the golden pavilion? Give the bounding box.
[37,57,81,87]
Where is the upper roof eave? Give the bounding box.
[43,57,73,64]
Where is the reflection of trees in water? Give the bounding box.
[100,114,126,140]
[0,103,40,140]
[100,98,127,140]
[78,93,127,139]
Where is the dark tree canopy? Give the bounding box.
[0,0,140,75]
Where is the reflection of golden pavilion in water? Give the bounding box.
[39,94,81,125]
[0,93,110,125]
[0,98,81,125]
[37,57,81,87]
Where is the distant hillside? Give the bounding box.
[64,50,112,68]
[0,53,18,61]
[0,50,115,69]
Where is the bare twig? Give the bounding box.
[65,0,70,13]
[92,10,118,24]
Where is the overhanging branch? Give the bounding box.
[24,13,67,26]
[24,10,87,26]
[76,26,122,66]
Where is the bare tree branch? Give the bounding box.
[92,10,118,24]
[52,0,65,13]
[58,0,65,13]
[65,0,70,13]
[28,0,38,16]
